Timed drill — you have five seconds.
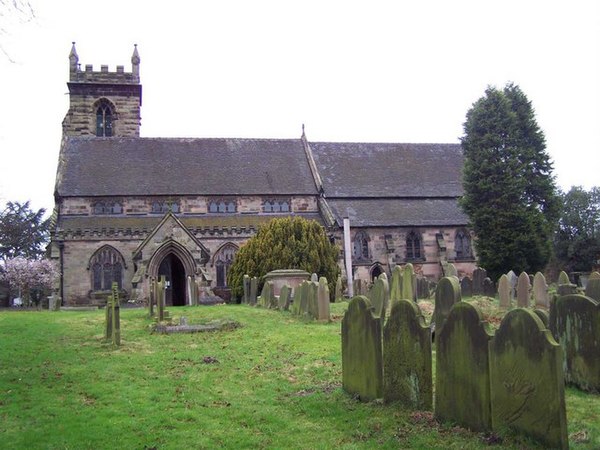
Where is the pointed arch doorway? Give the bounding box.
[158,253,186,306]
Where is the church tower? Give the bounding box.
[62,43,142,137]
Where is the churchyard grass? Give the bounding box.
[1,302,599,449]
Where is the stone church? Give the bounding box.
[49,44,476,306]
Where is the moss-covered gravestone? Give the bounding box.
[402,263,416,302]
[432,276,461,337]
[557,270,577,296]
[444,263,458,278]
[279,285,291,311]
[550,294,600,392]
[249,277,258,306]
[335,275,343,303]
[148,276,156,317]
[242,274,251,304]
[460,276,473,298]
[498,274,511,309]
[590,271,600,280]
[342,296,383,401]
[317,277,330,321]
[383,299,432,409]
[585,277,600,302]
[390,265,403,303]
[369,274,389,322]
[533,272,549,309]
[307,281,319,320]
[533,308,549,328]
[516,272,531,307]
[259,281,275,308]
[472,267,487,295]
[435,302,493,432]
[490,309,567,450]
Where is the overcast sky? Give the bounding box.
[1,0,599,214]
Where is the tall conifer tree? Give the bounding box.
[460,83,559,281]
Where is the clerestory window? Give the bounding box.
[151,201,179,214]
[208,200,236,213]
[263,199,291,213]
[93,201,122,215]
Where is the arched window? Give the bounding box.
[89,246,125,291]
[208,199,236,213]
[95,100,114,137]
[213,243,238,287]
[406,230,423,261]
[352,231,369,261]
[455,229,473,260]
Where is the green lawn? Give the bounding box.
[0,303,598,449]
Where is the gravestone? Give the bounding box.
[402,263,416,302]
[585,277,600,302]
[298,281,310,316]
[531,272,549,308]
[550,294,600,392]
[460,277,473,298]
[444,263,458,278]
[307,281,319,319]
[432,276,461,336]
[291,282,304,315]
[353,278,365,296]
[483,277,496,297]
[105,282,121,346]
[435,302,493,432]
[242,274,251,304]
[557,270,577,296]
[516,271,531,307]
[157,275,167,322]
[317,277,330,321]
[279,284,291,311]
[311,273,318,283]
[416,277,432,299]
[472,267,487,295]
[249,277,258,306]
[341,296,383,401]
[490,309,567,450]
[383,299,432,409]
[590,271,600,280]
[259,281,275,308]
[335,275,343,302]
[507,271,518,300]
[390,265,403,303]
[148,276,156,317]
[498,274,511,309]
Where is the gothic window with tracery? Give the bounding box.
[352,231,370,261]
[90,246,124,291]
[214,243,238,287]
[96,100,113,137]
[455,229,473,260]
[406,230,423,261]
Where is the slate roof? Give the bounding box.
[326,198,468,227]
[309,142,464,198]
[56,137,318,197]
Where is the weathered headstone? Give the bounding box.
[460,277,473,298]
[533,272,549,309]
[533,308,549,328]
[157,275,166,322]
[369,274,389,321]
[516,271,531,308]
[550,294,600,392]
[432,276,461,336]
[435,302,493,432]
[317,277,330,321]
[279,284,291,311]
[585,277,600,302]
[507,271,518,300]
[590,271,600,280]
[342,296,383,401]
[383,299,432,409]
[472,267,487,295]
[416,277,432,299]
[105,282,121,346]
[490,309,567,450]
[307,281,319,319]
[444,263,458,278]
[483,277,496,298]
[335,275,343,303]
[242,274,251,304]
[498,274,511,309]
[390,265,403,303]
[401,263,416,302]
[148,276,156,317]
[311,273,318,283]
[249,277,258,306]
[557,270,570,285]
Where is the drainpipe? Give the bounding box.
[343,217,354,298]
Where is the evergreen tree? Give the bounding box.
[228,217,339,300]
[460,83,559,281]
[0,201,49,261]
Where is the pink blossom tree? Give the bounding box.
[0,257,59,306]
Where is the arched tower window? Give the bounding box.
[89,245,125,291]
[455,229,473,260]
[406,230,423,261]
[352,231,370,261]
[95,99,114,137]
[213,243,238,288]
